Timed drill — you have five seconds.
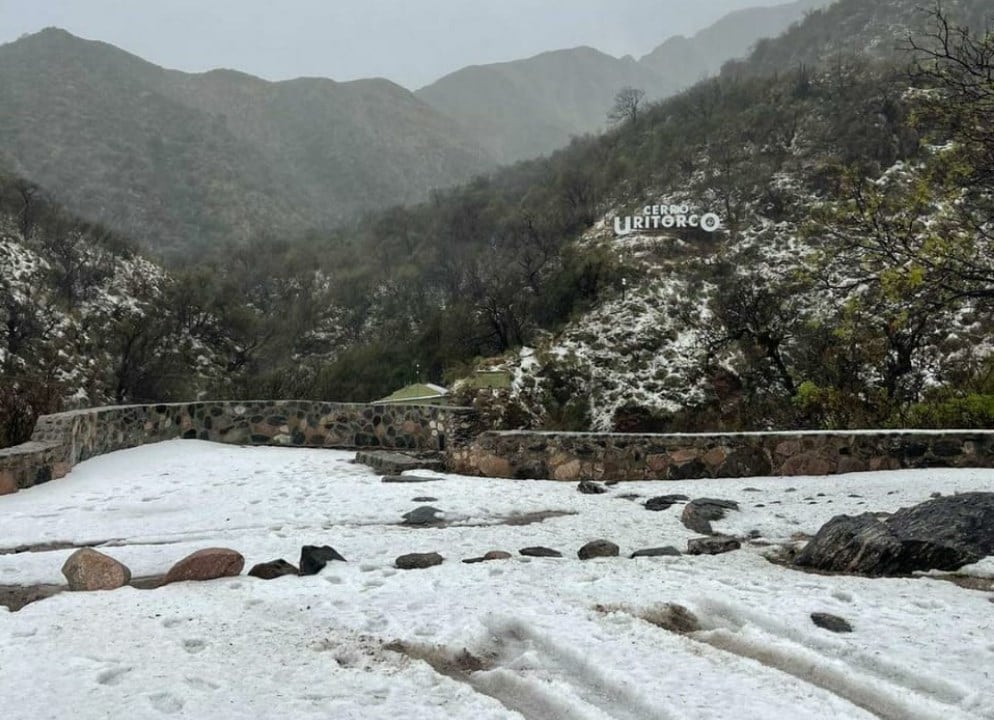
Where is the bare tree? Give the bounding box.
[608,86,646,125]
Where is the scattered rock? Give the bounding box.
[462,550,513,564]
[630,547,681,558]
[810,612,853,633]
[248,559,298,580]
[519,546,563,558]
[681,498,739,534]
[578,480,608,495]
[396,552,444,570]
[483,550,512,561]
[931,492,942,499]
[796,493,994,576]
[402,506,445,525]
[299,545,347,576]
[412,497,438,503]
[743,487,763,493]
[61,548,131,591]
[381,475,440,484]
[164,548,244,584]
[687,536,741,555]
[645,494,690,512]
[578,540,620,560]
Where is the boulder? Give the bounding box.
[796,493,994,576]
[396,552,444,570]
[299,545,347,576]
[248,559,298,580]
[810,612,853,633]
[644,495,689,512]
[681,498,739,534]
[630,546,682,558]
[578,540,620,560]
[687,535,741,555]
[402,506,445,526]
[519,546,563,558]
[577,480,608,495]
[61,548,131,591]
[164,548,244,584]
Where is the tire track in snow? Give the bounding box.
[388,617,679,720]
[676,599,980,720]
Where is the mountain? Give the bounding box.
[416,46,673,165]
[639,0,831,85]
[415,0,836,165]
[0,28,494,258]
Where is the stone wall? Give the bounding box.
[450,429,994,481]
[0,400,481,494]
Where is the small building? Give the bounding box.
[375,383,450,406]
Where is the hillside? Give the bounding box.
[416,47,673,165]
[639,0,830,84]
[4,0,993,442]
[415,0,835,165]
[0,29,493,258]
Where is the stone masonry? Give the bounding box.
[449,429,994,481]
[0,401,481,494]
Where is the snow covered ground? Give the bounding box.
[1,440,993,719]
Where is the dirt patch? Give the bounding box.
[0,574,167,612]
[384,640,493,678]
[0,584,65,612]
[399,509,576,530]
[595,602,701,634]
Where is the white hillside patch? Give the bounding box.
[1,441,993,719]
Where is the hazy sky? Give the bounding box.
[0,0,793,89]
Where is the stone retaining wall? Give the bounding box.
[450,429,994,481]
[0,400,481,494]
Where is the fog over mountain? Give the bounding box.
[0,0,800,89]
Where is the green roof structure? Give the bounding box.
[376,383,450,405]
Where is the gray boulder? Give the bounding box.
[396,552,444,570]
[578,540,620,560]
[795,493,994,576]
[578,480,608,495]
[630,546,682,558]
[402,506,445,526]
[681,498,739,534]
[687,535,741,555]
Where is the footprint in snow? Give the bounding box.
[96,666,133,686]
[182,638,206,654]
[147,692,184,714]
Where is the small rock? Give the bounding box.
[248,559,298,580]
[412,496,438,502]
[604,479,621,486]
[687,536,741,555]
[382,475,440,483]
[396,552,444,570]
[519,546,563,558]
[743,487,763,493]
[630,547,681,558]
[931,492,942,499]
[164,548,244,584]
[578,540,620,560]
[299,545,347,576]
[645,494,690,511]
[61,548,131,591]
[483,550,512,561]
[810,612,853,633]
[578,480,608,495]
[784,488,797,493]
[462,550,512,564]
[402,506,445,525]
